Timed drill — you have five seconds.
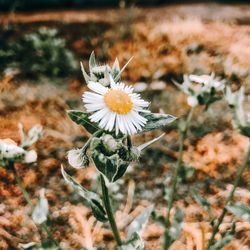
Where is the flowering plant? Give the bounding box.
[174,73,225,108]
[62,52,176,249]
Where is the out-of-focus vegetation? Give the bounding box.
[0,27,77,78]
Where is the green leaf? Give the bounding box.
[92,152,129,182]
[239,125,250,138]
[152,211,166,226]
[89,51,96,70]
[114,56,133,82]
[226,203,250,221]
[164,208,184,249]
[111,58,120,81]
[32,188,48,225]
[117,232,144,250]
[140,112,176,133]
[192,191,214,225]
[61,166,107,222]
[127,205,154,239]
[137,133,165,151]
[211,234,234,250]
[67,110,99,134]
[80,61,90,83]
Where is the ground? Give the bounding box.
[0,3,250,250]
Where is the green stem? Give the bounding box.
[164,108,194,250]
[100,175,122,246]
[9,162,60,248]
[10,161,33,207]
[206,140,250,250]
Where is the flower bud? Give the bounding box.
[0,139,25,160]
[25,150,37,163]
[187,96,198,107]
[102,134,121,154]
[67,148,89,169]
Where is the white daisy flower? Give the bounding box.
[82,77,149,135]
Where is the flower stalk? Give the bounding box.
[206,139,250,249]
[164,107,194,250]
[100,175,122,246]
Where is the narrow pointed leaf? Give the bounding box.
[118,232,144,250]
[140,112,176,133]
[80,61,90,83]
[61,166,107,222]
[112,58,120,80]
[137,133,165,151]
[114,56,133,82]
[32,188,48,225]
[127,205,154,239]
[192,191,214,223]
[226,203,250,221]
[67,110,99,134]
[89,51,96,70]
[211,235,234,250]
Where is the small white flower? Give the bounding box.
[189,74,224,91]
[0,139,25,159]
[82,76,149,135]
[67,148,88,169]
[187,96,198,107]
[25,150,37,163]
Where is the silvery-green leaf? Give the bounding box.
[226,203,250,221]
[117,232,144,250]
[32,188,48,225]
[18,242,37,250]
[67,110,99,134]
[92,152,129,182]
[140,113,176,133]
[61,166,107,222]
[80,61,90,83]
[192,191,214,224]
[18,123,26,146]
[127,205,154,239]
[114,56,133,82]
[19,124,43,149]
[211,234,234,250]
[164,208,184,249]
[89,51,96,70]
[137,133,165,151]
[112,58,120,80]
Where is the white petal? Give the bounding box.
[106,113,116,131]
[88,81,108,95]
[89,108,109,122]
[84,102,106,112]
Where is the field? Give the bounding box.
[0,3,250,250]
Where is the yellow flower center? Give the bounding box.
[104,89,133,114]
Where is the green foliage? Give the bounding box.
[19,240,60,250]
[61,166,107,222]
[139,113,176,133]
[92,151,130,183]
[0,28,77,78]
[164,208,184,249]
[118,205,154,250]
[226,203,250,221]
[192,191,214,225]
[32,189,49,225]
[19,123,43,149]
[67,110,99,134]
